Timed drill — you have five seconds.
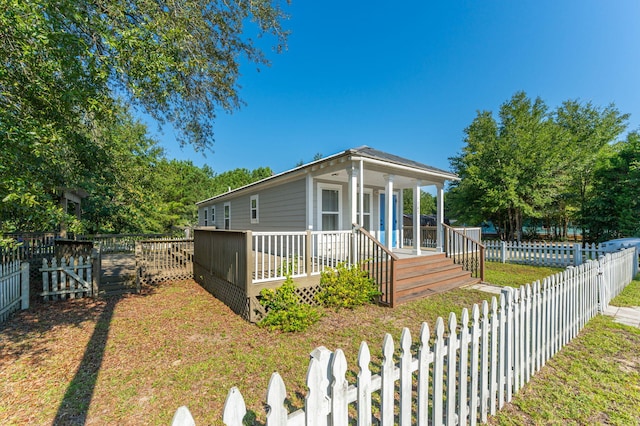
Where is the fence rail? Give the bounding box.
[0,260,29,323]
[484,241,607,267]
[173,248,637,426]
[79,233,174,253]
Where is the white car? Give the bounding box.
[600,237,640,253]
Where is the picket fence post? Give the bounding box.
[501,241,507,263]
[573,244,582,266]
[20,262,29,310]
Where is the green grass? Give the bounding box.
[484,261,565,287]
[491,274,640,425]
[1,267,637,425]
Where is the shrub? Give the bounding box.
[316,261,381,309]
[258,277,321,332]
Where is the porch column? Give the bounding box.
[436,183,444,253]
[385,175,394,250]
[359,159,364,226]
[413,182,421,255]
[306,174,314,230]
[348,166,358,225]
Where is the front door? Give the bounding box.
[379,193,398,248]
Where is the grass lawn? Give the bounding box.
[484,261,565,287]
[490,274,640,425]
[0,264,637,425]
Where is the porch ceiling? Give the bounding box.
[314,166,445,189]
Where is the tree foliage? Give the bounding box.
[583,131,640,241]
[402,189,436,215]
[449,92,629,241]
[1,0,286,234]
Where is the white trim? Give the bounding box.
[210,206,216,226]
[250,195,259,224]
[357,189,373,231]
[203,208,208,226]
[317,183,342,231]
[224,202,231,230]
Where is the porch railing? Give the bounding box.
[443,224,485,281]
[252,230,353,283]
[402,225,437,248]
[353,225,398,306]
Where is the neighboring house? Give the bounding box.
[194,146,483,321]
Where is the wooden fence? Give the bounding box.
[41,256,96,300]
[484,241,607,267]
[135,239,194,287]
[78,233,173,253]
[172,248,637,426]
[0,260,29,323]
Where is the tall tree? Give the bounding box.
[449,92,558,240]
[583,131,640,241]
[1,0,288,231]
[552,101,629,238]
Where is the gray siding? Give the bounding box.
[198,178,306,231]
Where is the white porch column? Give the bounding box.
[413,182,421,255]
[306,173,314,230]
[436,183,444,253]
[385,174,394,250]
[359,159,364,227]
[348,166,358,226]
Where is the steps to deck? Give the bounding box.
[99,253,138,297]
[394,254,480,305]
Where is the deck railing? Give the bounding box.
[353,225,398,306]
[444,224,485,281]
[403,225,437,248]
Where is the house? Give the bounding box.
[194,146,483,321]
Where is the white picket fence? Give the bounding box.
[0,260,29,323]
[484,241,607,267]
[41,256,94,300]
[172,248,637,426]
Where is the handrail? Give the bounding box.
[443,224,485,281]
[352,224,397,307]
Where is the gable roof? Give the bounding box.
[196,146,457,205]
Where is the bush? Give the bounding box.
[258,277,321,332]
[316,261,381,309]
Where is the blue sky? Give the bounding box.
[148,0,640,176]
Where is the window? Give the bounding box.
[319,185,341,231]
[210,206,216,226]
[250,195,259,224]
[224,202,231,230]
[357,191,372,231]
[203,208,208,226]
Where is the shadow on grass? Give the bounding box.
[52,295,120,424]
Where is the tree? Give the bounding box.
[402,189,436,215]
[1,0,288,232]
[583,131,640,241]
[449,92,559,240]
[551,101,628,238]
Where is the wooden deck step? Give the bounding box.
[393,254,480,305]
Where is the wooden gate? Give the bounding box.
[41,256,96,300]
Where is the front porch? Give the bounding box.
[193,225,484,321]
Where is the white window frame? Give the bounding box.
[210,206,216,226]
[203,208,208,226]
[250,195,259,224]
[224,202,231,230]
[317,183,342,231]
[357,189,373,231]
